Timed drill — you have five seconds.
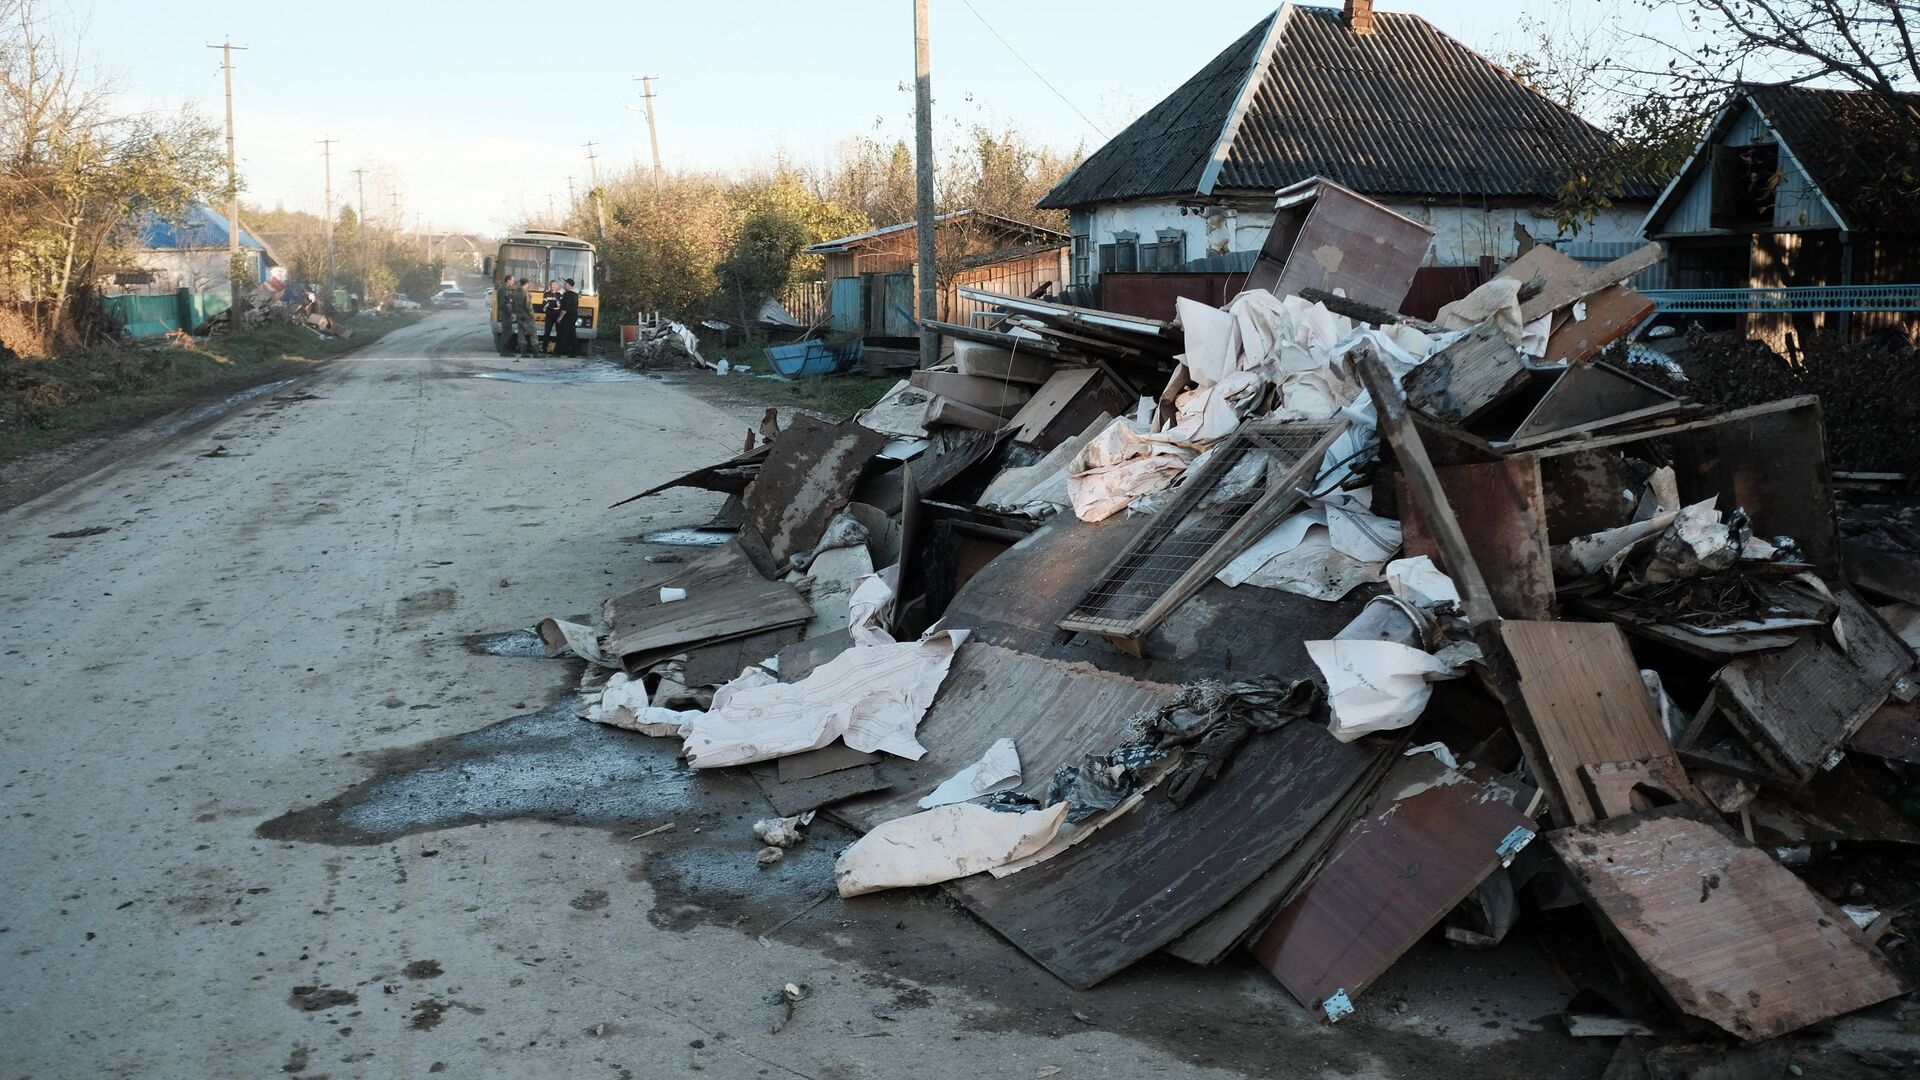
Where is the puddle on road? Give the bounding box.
[463,628,553,657]
[639,528,734,546]
[471,363,648,384]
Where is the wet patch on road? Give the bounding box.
[461,629,551,657]
[638,528,733,547]
[255,699,754,846]
[470,363,648,384]
[159,379,297,434]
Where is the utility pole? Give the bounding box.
[583,141,608,238]
[913,0,938,369]
[317,136,338,303]
[633,76,663,195]
[389,190,401,234]
[207,40,247,279]
[565,175,577,213]
[352,167,368,301]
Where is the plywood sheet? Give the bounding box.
[1398,457,1553,620]
[1401,323,1530,425]
[1251,755,1537,1020]
[1006,367,1133,450]
[682,624,804,687]
[740,413,887,567]
[1716,637,1900,784]
[749,761,891,817]
[1550,805,1906,1040]
[1849,698,1920,763]
[1499,621,1681,825]
[605,541,814,665]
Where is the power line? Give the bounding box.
[959,0,1108,139]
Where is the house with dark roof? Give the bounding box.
[1037,1,1654,296]
[1640,83,1920,349]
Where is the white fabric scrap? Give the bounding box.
[681,629,969,768]
[544,618,613,667]
[1217,491,1401,600]
[834,802,1068,897]
[855,380,938,439]
[846,571,897,647]
[583,672,701,736]
[1386,555,1460,608]
[1067,417,1194,522]
[917,738,1022,809]
[1308,639,1461,742]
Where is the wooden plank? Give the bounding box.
[1518,243,1664,323]
[927,394,1009,432]
[740,414,887,568]
[1400,323,1531,425]
[605,541,816,665]
[1504,362,1677,448]
[1577,759,1705,820]
[1498,621,1683,825]
[776,742,880,782]
[1849,697,1920,763]
[1397,457,1554,620]
[1355,349,1499,625]
[1005,366,1134,450]
[1715,618,1907,785]
[1251,755,1538,1021]
[1550,805,1907,1040]
[1540,285,1656,365]
[681,624,804,688]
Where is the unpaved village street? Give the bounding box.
[0,312,1841,1079]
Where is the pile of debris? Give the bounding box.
[623,318,705,370]
[542,178,1919,1058]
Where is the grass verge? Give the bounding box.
[681,369,900,422]
[0,314,420,463]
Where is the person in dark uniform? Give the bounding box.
[510,278,537,357]
[541,278,562,354]
[555,278,580,357]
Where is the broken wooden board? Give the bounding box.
[1398,456,1554,620]
[1714,624,1907,785]
[740,414,888,569]
[605,540,815,670]
[609,443,769,508]
[1578,759,1705,820]
[1849,697,1920,763]
[854,427,1003,516]
[681,624,804,688]
[776,742,880,782]
[1550,805,1907,1041]
[1005,366,1134,451]
[749,761,892,817]
[1504,362,1680,450]
[1250,754,1538,1021]
[1400,323,1530,425]
[1517,242,1664,324]
[1499,621,1688,825]
[1495,245,1657,365]
[949,716,1398,989]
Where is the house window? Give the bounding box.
[1139,229,1187,272]
[1710,142,1780,229]
[1098,231,1139,274]
[1072,234,1093,285]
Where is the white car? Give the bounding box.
[391,293,421,311]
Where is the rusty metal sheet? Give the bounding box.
[1551,805,1907,1040]
[741,414,887,568]
[1250,755,1537,1021]
[1398,457,1553,621]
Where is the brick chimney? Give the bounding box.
[1343,0,1376,35]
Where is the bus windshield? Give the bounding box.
[498,244,546,286]
[546,247,595,294]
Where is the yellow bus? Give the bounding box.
[483,229,603,356]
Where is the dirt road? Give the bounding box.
[1,310,1616,1078]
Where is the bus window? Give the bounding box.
[498,244,545,285]
[548,248,595,294]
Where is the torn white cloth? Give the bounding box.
[681,629,969,768]
[1386,555,1460,608]
[917,738,1022,809]
[846,571,896,647]
[1066,417,1195,522]
[1217,490,1401,600]
[582,672,701,736]
[1308,639,1461,742]
[788,543,874,639]
[1435,278,1524,338]
[834,801,1068,897]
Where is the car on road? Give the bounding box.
[433,289,469,309]
[391,293,421,311]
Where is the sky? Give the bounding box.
[73,0,1683,235]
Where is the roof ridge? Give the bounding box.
[1197,5,1293,196]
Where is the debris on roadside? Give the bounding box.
[527,176,1918,1058]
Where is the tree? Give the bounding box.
[716,208,811,328]
[0,0,222,352]
[1637,0,1920,113]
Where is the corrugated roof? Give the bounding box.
[1039,4,1652,209]
[138,202,269,252]
[1746,84,1920,233]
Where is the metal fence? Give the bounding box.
[1641,284,1920,314]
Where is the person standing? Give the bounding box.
[555,278,581,357]
[541,278,562,354]
[510,278,537,357]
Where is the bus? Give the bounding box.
[483,229,603,356]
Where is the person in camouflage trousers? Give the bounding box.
[509,277,538,357]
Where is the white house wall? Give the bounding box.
[1085,197,1647,276]
[107,249,262,296]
